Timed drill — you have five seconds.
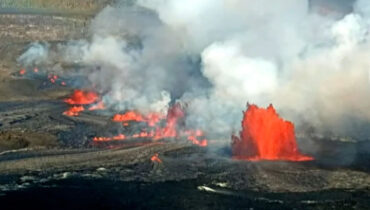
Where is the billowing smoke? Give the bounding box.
[18,0,370,140]
[17,42,49,66]
[138,0,370,139]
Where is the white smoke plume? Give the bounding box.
[18,0,370,140]
[60,5,209,115]
[138,0,370,139]
[17,42,49,66]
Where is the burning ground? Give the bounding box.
[0,0,370,209]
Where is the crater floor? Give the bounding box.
[0,2,369,209]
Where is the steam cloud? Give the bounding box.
[19,0,370,140]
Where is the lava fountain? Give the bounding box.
[232,104,313,161]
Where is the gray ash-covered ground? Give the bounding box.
[0,1,370,209]
[0,140,369,209]
[0,86,369,209]
[1,178,369,210]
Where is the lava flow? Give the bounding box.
[64,89,99,105]
[113,111,163,127]
[63,89,105,116]
[150,153,162,163]
[232,104,313,161]
[63,106,85,117]
[94,103,208,147]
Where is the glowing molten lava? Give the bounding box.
[47,74,60,84]
[18,67,67,86]
[93,103,208,147]
[112,111,163,126]
[186,130,208,147]
[150,153,162,163]
[113,111,144,122]
[64,90,99,105]
[63,106,85,116]
[93,134,126,142]
[232,104,313,161]
[19,69,26,75]
[63,89,105,116]
[153,103,184,139]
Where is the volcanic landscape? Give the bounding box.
[0,0,369,209]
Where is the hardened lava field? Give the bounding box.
[0,1,369,209]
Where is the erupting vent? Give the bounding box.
[94,103,208,147]
[232,104,313,161]
[64,90,99,105]
[63,90,104,116]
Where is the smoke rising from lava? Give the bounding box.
[139,0,370,139]
[17,42,49,66]
[18,0,370,140]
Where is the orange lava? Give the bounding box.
[63,89,104,117]
[93,134,126,142]
[151,153,162,163]
[63,106,85,116]
[48,74,58,83]
[146,113,163,127]
[113,111,164,127]
[187,136,208,147]
[232,104,313,161]
[185,130,208,147]
[155,103,184,139]
[113,111,145,122]
[93,103,208,147]
[64,90,99,105]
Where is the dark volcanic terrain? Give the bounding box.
[0,1,369,209]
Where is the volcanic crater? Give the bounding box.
[0,1,369,209]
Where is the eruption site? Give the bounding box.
[63,89,100,105]
[92,102,208,147]
[112,111,163,127]
[232,104,313,161]
[60,88,209,146]
[63,89,105,116]
[1,1,370,209]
